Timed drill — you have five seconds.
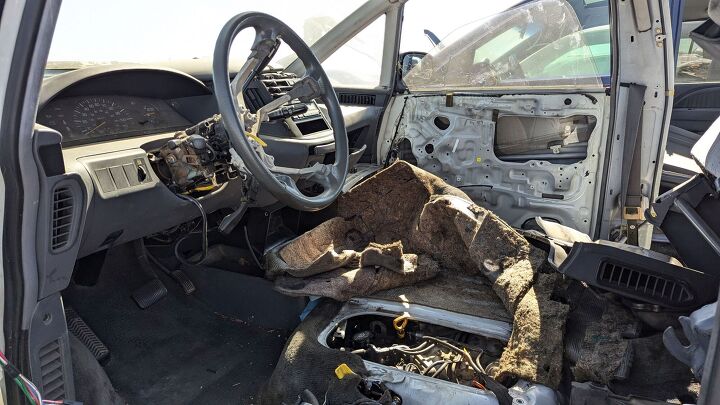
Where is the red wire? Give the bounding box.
[21,379,40,405]
[0,350,41,405]
[0,349,68,405]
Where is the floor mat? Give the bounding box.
[64,244,291,405]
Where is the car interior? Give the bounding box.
[5,0,720,404]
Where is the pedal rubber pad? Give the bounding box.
[65,308,110,363]
[132,278,168,309]
[170,269,196,295]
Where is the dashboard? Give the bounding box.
[37,64,342,258]
[33,63,381,303]
[38,66,333,147]
[37,95,191,145]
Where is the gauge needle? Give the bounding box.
[83,121,106,135]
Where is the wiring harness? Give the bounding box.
[0,349,77,404]
[352,336,487,383]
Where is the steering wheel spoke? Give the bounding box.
[230,30,281,106]
[270,162,325,177]
[273,164,343,201]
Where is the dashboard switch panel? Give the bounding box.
[79,150,157,198]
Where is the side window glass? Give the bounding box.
[676,21,717,83]
[400,0,610,91]
[322,15,386,88]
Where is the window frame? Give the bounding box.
[283,0,403,90]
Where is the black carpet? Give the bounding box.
[64,243,297,405]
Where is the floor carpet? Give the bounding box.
[64,243,299,404]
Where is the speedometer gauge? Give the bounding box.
[72,97,134,137]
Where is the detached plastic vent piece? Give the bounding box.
[51,186,74,251]
[558,242,718,310]
[598,262,693,306]
[338,93,376,106]
[39,339,65,400]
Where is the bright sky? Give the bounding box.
[48,0,521,64]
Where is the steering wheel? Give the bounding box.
[213,12,349,211]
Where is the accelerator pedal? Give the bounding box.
[132,278,168,309]
[169,269,196,294]
[65,308,110,363]
[140,239,196,295]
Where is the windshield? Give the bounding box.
[47,0,366,71]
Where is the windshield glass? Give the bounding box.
[403,0,605,91]
[47,0,366,70]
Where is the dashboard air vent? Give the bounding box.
[598,261,693,306]
[39,339,65,400]
[51,186,74,251]
[245,88,265,111]
[258,70,298,100]
[338,93,376,106]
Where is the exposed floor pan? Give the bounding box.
[63,244,295,404]
[318,299,556,405]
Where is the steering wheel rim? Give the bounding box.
[213,12,349,211]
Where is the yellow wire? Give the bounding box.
[245,131,267,147]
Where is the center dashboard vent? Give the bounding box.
[259,71,298,99]
[51,186,75,251]
[245,70,300,112]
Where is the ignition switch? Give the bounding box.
[137,165,148,182]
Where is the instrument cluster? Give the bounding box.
[37,95,191,145]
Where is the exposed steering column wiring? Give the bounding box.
[174,193,209,266]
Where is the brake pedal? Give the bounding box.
[132,278,168,309]
[65,308,110,363]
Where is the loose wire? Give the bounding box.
[174,194,208,266]
[244,225,263,269]
[0,349,62,405]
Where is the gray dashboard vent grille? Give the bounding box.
[39,339,65,400]
[259,71,298,100]
[338,93,376,106]
[51,186,74,251]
